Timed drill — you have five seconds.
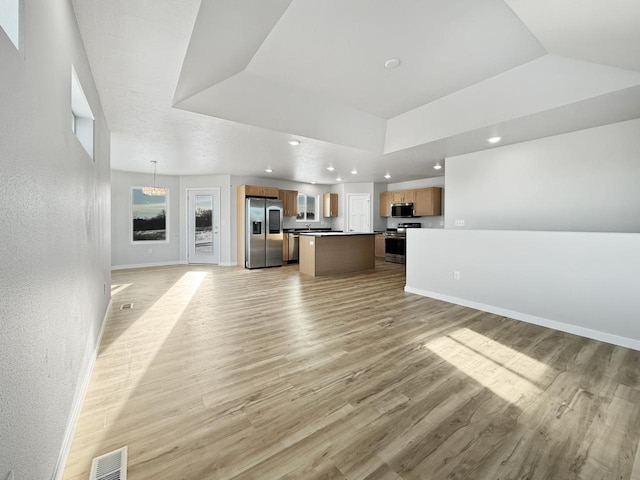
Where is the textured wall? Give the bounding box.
[0,2,111,479]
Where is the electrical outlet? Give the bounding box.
[147,248,153,254]
[440,220,444,226]
[454,271,461,280]
[454,219,465,227]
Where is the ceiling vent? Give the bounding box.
[89,446,128,480]
[120,303,134,310]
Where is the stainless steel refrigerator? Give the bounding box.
[245,197,283,269]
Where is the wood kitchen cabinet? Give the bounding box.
[279,189,298,217]
[323,193,338,217]
[282,232,289,263]
[392,190,414,204]
[412,187,442,216]
[375,234,385,258]
[380,191,393,217]
[244,185,279,198]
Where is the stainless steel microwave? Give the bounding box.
[391,203,414,217]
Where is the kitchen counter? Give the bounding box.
[298,232,376,237]
[299,232,375,276]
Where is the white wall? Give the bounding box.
[111,170,181,268]
[373,182,387,232]
[335,182,376,232]
[0,2,111,479]
[406,229,640,350]
[179,174,232,265]
[444,118,640,232]
[385,176,445,229]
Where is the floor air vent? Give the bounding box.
[89,446,128,480]
[120,303,134,310]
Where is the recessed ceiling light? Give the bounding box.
[433,162,442,170]
[384,173,391,179]
[336,177,342,182]
[351,169,358,175]
[265,168,273,173]
[326,166,335,171]
[384,58,401,69]
[487,136,502,144]
[311,181,316,184]
[288,139,300,146]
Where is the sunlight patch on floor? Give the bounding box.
[426,328,547,404]
[101,272,206,361]
[448,328,549,386]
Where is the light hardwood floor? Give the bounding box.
[63,261,640,479]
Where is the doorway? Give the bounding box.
[187,188,220,264]
[346,193,371,232]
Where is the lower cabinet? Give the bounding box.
[282,233,289,263]
[375,234,385,258]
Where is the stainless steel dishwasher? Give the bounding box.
[288,232,299,263]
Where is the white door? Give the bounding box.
[347,194,371,232]
[187,189,220,264]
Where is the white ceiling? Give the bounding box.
[71,0,640,184]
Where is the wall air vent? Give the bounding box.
[120,303,134,310]
[89,446,128,480]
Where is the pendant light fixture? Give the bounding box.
[142,160,166,196]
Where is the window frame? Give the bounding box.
[296,193,319,222]
[130,186,170,244]
[0,0,22,52]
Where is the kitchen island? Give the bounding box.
[298,232,376,276]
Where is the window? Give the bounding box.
[131,187,169,242]
[296,194,318,222]
[71,66,95,159]
[0,0,21,51]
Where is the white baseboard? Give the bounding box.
[111,261,182,270]
[219,261,237,266]
[404,286,640,352]
[52,299,111,480]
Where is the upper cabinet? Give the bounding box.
[323,193,338,217]
[279,189,298,217]
[412,187,442,216]
[380,187,442,217]
[244,185,279,198]
[392,190,414,203]
[380,191,393,217]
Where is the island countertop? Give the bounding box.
[298,232,375,276]
[298,232,377,237]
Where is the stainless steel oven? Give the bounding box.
[384,223,421,264]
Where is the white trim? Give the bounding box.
[53,299,111,480]
[111,261,183,270]
[219,261,237,267]
[404,286,640,352]
[185,187,221,264]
